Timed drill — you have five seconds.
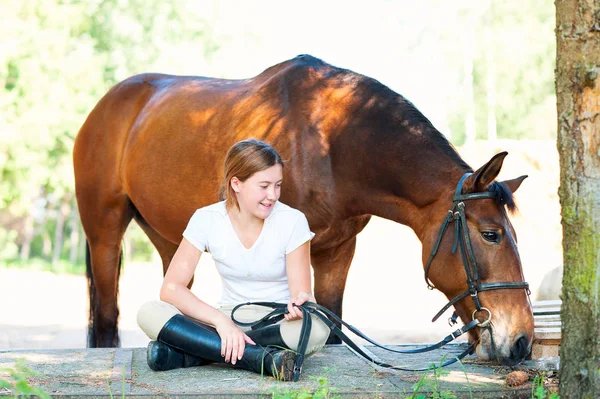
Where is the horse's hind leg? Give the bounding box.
[80,195,134,348]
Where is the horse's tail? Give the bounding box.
[86,240,123,347]
[85,241,96,347]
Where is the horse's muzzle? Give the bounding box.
[506,334,531,365]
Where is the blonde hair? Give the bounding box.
[219,139,284,211]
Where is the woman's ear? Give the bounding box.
[230,177,241,193]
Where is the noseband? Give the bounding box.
[424,173,530,328]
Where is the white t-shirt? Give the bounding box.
[182,201,315,306]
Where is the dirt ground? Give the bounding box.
[0,139,562,350]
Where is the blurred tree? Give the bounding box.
[80,0,219,85]
[0,0,218,268]
[556,0,600,397]
[0,0,105,263]
[445,0,556,143]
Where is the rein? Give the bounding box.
[232,173,530,381]
[232,300,478,381]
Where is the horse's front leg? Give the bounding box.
[311,236,359,345]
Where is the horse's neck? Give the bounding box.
[346,133,467,238]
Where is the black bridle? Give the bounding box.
[232,173,530,381]
[424,173,530,327]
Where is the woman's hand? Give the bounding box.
[285,291,315,321]
[215,315,256,365]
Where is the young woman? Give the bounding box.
[137,139,329,381]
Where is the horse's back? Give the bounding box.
[75,54,342,159]
[74,55,360,242]
[73,73,171,179]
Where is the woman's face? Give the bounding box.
[233,164,283,219]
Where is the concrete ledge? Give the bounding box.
[0,343,558,398]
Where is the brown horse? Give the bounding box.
[74,54,533,364]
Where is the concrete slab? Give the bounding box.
[0,343,558,398]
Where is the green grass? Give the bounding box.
[107,364,127,399]
[532,372,560,399]
[269,375,340,399]
[0,358,51,399]
[404,358,461,399]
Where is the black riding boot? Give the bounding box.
[147,323,292,372]
[146,341,213,371]
[152,314,297,381]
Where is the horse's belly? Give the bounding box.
[122,136,226,243]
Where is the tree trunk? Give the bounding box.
[19,212,35,262]
[52,200,69,267]
[556,0,600,397]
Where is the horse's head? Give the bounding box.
[422,152,533,365]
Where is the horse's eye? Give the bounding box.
[481,231,500,243]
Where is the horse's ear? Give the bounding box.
[501,175,527,194]
[463,152,508,193]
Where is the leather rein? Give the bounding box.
[231,173,530,381]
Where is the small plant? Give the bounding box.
[405,358,458,399]
[0,358,51,399]
[107,364,127,399]
[268,368,340,399]
[532,372,559,399]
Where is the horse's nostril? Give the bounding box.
[510,335,530,361]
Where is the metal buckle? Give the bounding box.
[472,307,492,328]
[448,312,458,327]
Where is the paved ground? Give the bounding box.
[0,343,559,398]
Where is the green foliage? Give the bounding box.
[2,257,86,275]
[0,227,19,260]
[532,373,560,399]
[0,358,51,399]
[107,364,126,399]
[444,0,556,143]
[269,369,340,399]
[0,0,217,268]
[406,361,457,399]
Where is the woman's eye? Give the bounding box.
[481,231,500,243]
[260,185,268,189]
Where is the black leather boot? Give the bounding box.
[146,341,213,371]
[147,323,291,372]
[155,314,298,381]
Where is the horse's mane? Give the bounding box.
[339,63,517,212]
[489,181,517,213]
[355,72,472,172]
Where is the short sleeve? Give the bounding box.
[182,210,210,252]
[285,212,315,254]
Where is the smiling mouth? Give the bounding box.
[260,202,273,209]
